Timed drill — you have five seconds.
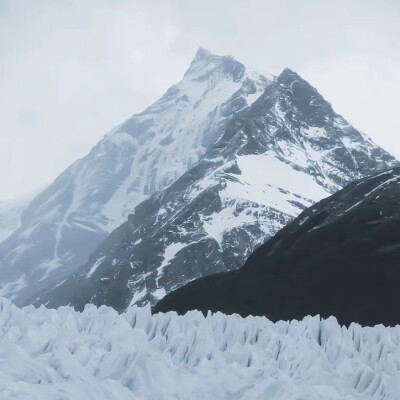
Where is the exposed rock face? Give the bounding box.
[155,167,400,327]
[40,67,397,313]
[0,48,269,305]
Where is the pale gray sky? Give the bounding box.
[1,0,399,200]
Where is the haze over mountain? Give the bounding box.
[0,194,33,243]
[155,166,400,327]
[38,54,398,312]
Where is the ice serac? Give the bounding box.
[41,67,398,312]
[1,298,400,399]
[155,167,400,327]
[0,48,269,305]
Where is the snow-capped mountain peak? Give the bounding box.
[0,49,270,306]
[184,47,246,82]
[39,66,398,312]
[193,45,213,60]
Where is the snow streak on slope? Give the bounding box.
[0,48,269,305]
[0,298,400,400]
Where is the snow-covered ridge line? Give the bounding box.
[1,298,399,399]
[0,47,270,306]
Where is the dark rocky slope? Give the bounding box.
[155,167,400,327]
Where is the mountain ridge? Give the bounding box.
[0,48,270,305]
[38,65,398,311]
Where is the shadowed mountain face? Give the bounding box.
[154,167,400,327]
[39,66,397,313]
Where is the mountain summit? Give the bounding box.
[193,46,213,60]
[0,49,269,305]
[39,62,398,312]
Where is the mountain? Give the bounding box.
[0,190,37,243]
[155,166,400,327]
[3,297,400,400]
[0,48,269,305]
[40,67,398,312]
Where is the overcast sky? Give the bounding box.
[1,0,399,200]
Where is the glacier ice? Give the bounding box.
[1,297,400,399]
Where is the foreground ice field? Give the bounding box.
[1,298,400,399]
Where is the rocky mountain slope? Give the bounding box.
[0,48,269,305]
[40,68,398,312]
[155,166,400,327]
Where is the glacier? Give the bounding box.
[1,298,400,399]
